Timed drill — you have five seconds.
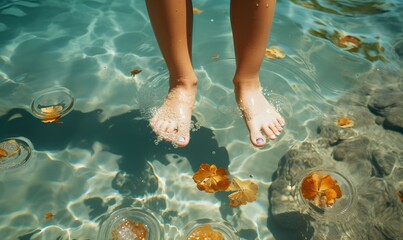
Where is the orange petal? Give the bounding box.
[324,188,337,200]
[318,175,337,192]
[0,148,7,159]
[333,184,342,198]
[301,173,319,200]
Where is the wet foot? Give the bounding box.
[150,83,196,147]
[234,80,285,147]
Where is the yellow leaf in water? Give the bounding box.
[193,164,231,193]
[227,178,258,208]
[193,7,202,14]
[265,46,286,59]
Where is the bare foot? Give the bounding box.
[234,81,285,147]
[150,84,196,147]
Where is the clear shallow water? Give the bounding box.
[0,0,402,239]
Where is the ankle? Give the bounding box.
[233,77,261,91]
[170,75,198,89]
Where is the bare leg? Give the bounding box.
[231,0,285,147]
[146,0,197,147]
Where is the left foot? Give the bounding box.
[234,79,285,147]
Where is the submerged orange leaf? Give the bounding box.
[41,105,63,115]
[338,35,362,48]
[40,105,63,124]
[187,224,224,240]
[0,147,7,160]
[130,69,142,77]
[193,164,231,193]
[301,172,342,208]
[193,7,202,14]
[265,46,286,59]
[227,178,258,208]
[301,173,319,200]
[45,212,55,220]
[336,116,354,128]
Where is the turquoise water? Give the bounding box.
[0,0,402,239]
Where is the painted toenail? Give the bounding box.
[256,138,264,144]
[178,137,185,142]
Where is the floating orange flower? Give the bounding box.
[45,212,55,220]
[193,7,202,14]
[187,224,224,240]
[265,46,286,59]
[40,105,63,123]
[111,219,148,240]
[130,69,142,77]
[227,178,258,208]
[336,116,354,128]
[338,35,362,48]
[301,172,342,208]
[192,164,231,193]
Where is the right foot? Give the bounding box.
[150,82,196,147]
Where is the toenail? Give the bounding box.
[275,132,281,136]
[178,137,185,142]
[271,135,276,139]
[256,138,264,144]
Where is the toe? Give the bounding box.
[269,123,281,137]
[277,117,286,127]
[263,126,277,140]
[176,135,190,147]
[249,125,266,147]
